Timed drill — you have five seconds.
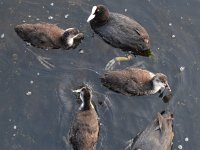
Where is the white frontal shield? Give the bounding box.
[87,6,97,22]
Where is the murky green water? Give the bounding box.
[0,0,200,149]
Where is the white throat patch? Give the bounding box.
[152,77,165,93]
[87,6,97,22]
[79,91,85,110]
[75,89,94,110]
[67,36,74,47]
[67,34,79,47]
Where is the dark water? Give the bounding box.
[0,0,200,149]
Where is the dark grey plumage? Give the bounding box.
[88,5,151,56]
[14,23,84,49]
[125,111,174,150]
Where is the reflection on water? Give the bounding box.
[0,0,200,149]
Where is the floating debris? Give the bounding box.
[64,14,69,19]
[12,53,18,64]
[13,125,17,130]
[26,42,31,46]
[124,9,127,12]
[185,137,189,142]
[157,47,160,50]
[48,16,53,20]
[169,22,172,26]
[30,80,34,84]
[1,33,5,39]
[172,34,176,38]
[50,2,54,6]
[26,91,32,96]
[178,145,183,149]
[180,66,185,72]
[79,49,84,54]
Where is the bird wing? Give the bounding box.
[69,110,99,148]
[93,13,149,51]
[101,67,154,95]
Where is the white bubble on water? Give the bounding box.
[172,34,176,38]
[48,16,53,20]
[1,33,5,39]
[26,91,32,96]
[180,66,185,72]
[79,49,84,54]
[64,14,69,19]
[185,137,189,142]
[178,145,183,149]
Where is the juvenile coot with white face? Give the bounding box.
[69,85,100,150]
[101,67,171,97]
[15,23,84,50]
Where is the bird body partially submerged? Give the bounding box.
[125,111,174,150]
[88,5,151,56]
[15,23,84,49]
[101,67,171,96]
[69,86,99,150]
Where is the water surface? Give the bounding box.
[0,0,200,149]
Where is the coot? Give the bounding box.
[69,85,100,150]
[101,67,171,96]
[125,111,174,150]
[15,23,84,49]
[87,5,151,70]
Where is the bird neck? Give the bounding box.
[79,91,94,111]
[144,81,160,95]
[79,99,94,111]
[145,89,158,95]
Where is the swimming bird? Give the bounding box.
[101,67,171,97]
[125,111,174,150]
[69,85,99,150]
[87,5,151,70]
[14,23,84,50]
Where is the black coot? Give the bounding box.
[87,5,151,56]
[87,5,151,70]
